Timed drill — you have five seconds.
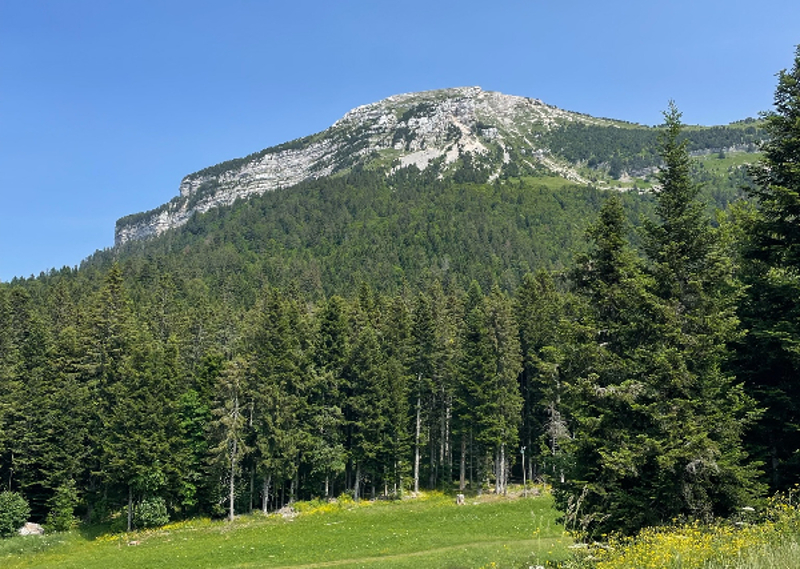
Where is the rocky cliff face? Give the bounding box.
[115,87,615,245]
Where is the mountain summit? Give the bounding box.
[114,87,619,245]
[115,87,762,246]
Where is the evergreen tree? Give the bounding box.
[410,291,437,493]
[90,265,180,530]
[738,45,800,489]
[459,282,522,494]
[380,294,413,496]
[209,356,249,521]
[246,289,306,510]
[644,104,760,525]
[515,271,568,484]
[306,295,349,499]
[346,324,388,500]
[3,290,54,516]
[557,195,662,535]
[557,108,761,538]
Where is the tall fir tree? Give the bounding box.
[557,107,762,538]
[306,295,349,499]
[738,45,800,489]
[246,289,306,510]
[643,104,760,525]
[209,356,250,521]
[514,271,568,484]
[557,195,663,536]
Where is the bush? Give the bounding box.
[0,491,30,537]
[46,480,79,532]
[134,496,169,529]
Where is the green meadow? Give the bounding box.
[0,492,571,569]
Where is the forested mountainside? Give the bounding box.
[113,86,763,246]
[78,144,752,301]
[6,47,800,543]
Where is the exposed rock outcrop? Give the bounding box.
[115,87,611,245]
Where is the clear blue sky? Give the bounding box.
[1,0,799,281]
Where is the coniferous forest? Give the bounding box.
[3,48,800,541]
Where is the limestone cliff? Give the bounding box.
[114,87,615,245]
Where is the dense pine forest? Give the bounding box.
[2,48,800,542]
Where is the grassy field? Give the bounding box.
[0,492,572,569]
[693,150,760,174]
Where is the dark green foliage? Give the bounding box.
[99,170,641,300]
[737,46,800,490]
[0,491,30,537]
[7,52,800,540]
[133,496,169,529]
[45,480,78,532]
[556,195,662,535]
[209,357,249,521]
[514,270,570,481]
[544,121,763,177]
[555,106,761,539]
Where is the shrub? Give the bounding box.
[0,491,30,537]
[46,480,79,532]
[134,496,169,529]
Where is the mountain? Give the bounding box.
[115,87,763,246]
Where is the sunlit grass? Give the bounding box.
[0,489,571,569]
[694,151,760,175]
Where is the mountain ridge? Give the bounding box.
[114,86,762,246]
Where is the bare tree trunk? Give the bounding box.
[229,433,237,522]
[414,393,421,493]
[529,453,535,485]
[393,459,399,497]
[439,398,446,480]
[501,443,507,496]
[127,484,133,532]
[249,468,254,513]
[429,431,436,488]
[495,448,501,495]
[469,429,474,491]
[262,475,271,514]
[445,399,452,485]
[459,435,466,491]
[324,474,329,500]
[354,464,362,502]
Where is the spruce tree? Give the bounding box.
[380,294,413,496]
[346,324,388,500]
[515,271,568,484]
[459,282,522,494]
[246,289,306,509]
[306,295,349,499]
[643,104,760,525]
[557,195,662,535]
[209,356,250,521]
[558,107,761,538]
[738,45,800,489]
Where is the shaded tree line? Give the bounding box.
[0,267,537,530]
